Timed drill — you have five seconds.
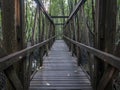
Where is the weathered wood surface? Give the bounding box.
[64,36,120,70]
[29,40,92,90]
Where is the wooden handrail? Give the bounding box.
[35,0,54,25]
[64,36,120,70]
[64,0,86,27]
[0,36,55,71]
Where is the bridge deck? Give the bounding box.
[29,40,92,90]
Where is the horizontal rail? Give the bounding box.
[0,36,55,71]
[64,36,120,70]
[34,0,54,25]
[64,0,86,27]
[51,16,69,18]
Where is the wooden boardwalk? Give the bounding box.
[29,40,92,90]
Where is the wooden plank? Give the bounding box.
[31,80,90,84]
[32,76,89,79]
[30,40,92,90]
[30,87,92,90]
[30,84,91,87]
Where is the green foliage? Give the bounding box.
[48,0,68,39]
[84,0,94,32]
[25,0,37,42]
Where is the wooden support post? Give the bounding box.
[45,19,49,56]
[27,53,33,87]
[52,25,55,44]
[87,52,94,86]
[39,14,45,67]
[69,20,74,56]
[68,23,72,51]
[67,25,70,47]
[48,23,51,49]
[37,7,41,67]
[18,0,31,89]
[66,25,68,49]
[67,23,70,49]
[75,13,81,66]
[50,25,53,48]
[72,17,77,56]
[71,19,75,56]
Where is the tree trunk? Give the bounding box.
[95,0,117,90]
[1,0,18,89]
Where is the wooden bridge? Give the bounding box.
[0,0,120,90]
[30,40,92,90]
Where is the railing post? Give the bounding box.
[69,21,73,53]
[67,23,72,51]
[18,0,31,89]
[37,6,41,68]
[71,18,75,56]
[48,23,51,50]
[74,14,81,66]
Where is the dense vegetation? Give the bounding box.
[0,0,119,47]
[0,0,119,90]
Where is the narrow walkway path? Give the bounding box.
[29,40,92,90]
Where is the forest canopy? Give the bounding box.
[0,0,119,47]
